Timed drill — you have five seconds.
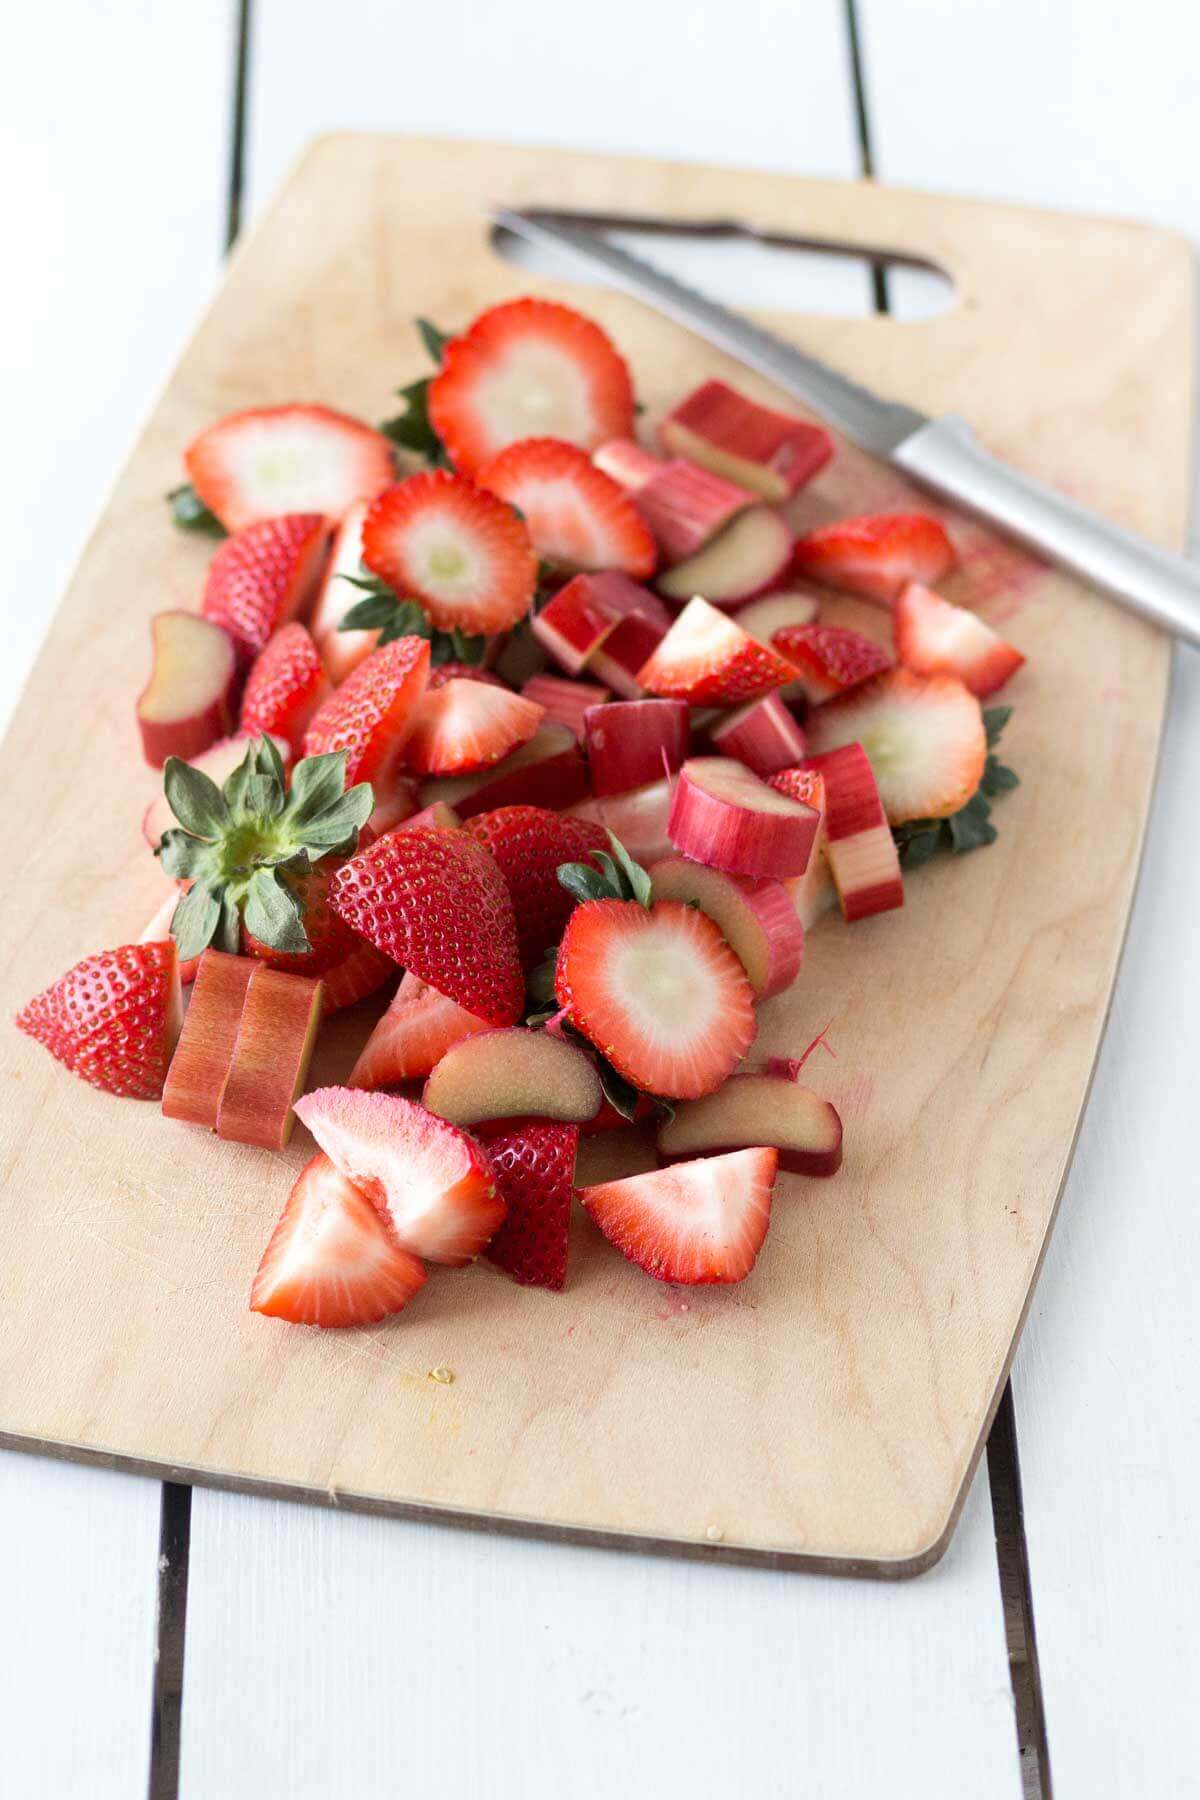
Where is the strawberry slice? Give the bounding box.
[302,635,431,784]
[318,941,396,1015]
[477,439,656,579]
[329,825,524,1025]
[463,805,609,971]
[250,1150,427,1327]
[309,500,379,685]
[239,623,331,755]
[771,622,892,704]
[185,404,394,532]
[202,514,331,660]
[429,297,635,476]
[17,940,181,1099]
[791,512,956,606]
[894,581,1025,698]
[578,1147,777,1285]
[807,667,986,824]
[637,596,799,705]
[555,899,756,1099]
[293,1087,504,1265]
[482,1120,578,1290]
[403,679,544,776]
[426,662,510,690]
[362,471,537,635]
[349,970,491,1088]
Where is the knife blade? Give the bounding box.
[493,207,1200,647]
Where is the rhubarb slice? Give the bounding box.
[521,673,611,741]
[215,964,323,1150]
[657,1073,843,1176]
[584,698,689,796]
[659,380,833,503]
[586,609,668,698]
[648,855,803,999]
[655,506,793,605]
[568,777,675,867]
[423,1028,602,1127]
[668,756,818,879]
[781,747,903,921]
[595,439,755,563]
[773,768,837,930]
[137,612,239,768]
[162,949,254,1128]
[709,692,807,777]
[531,570,668,676]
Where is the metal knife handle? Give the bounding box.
[893,416,1200,646]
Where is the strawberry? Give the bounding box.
[319,940,396,1014]
[807,667,986,824]
[791,512,956,606]
[482,1120,578,1290]
[302,635,431,785]
[894,581,1025,698]
[578,1147,777,1285]
[329,825,524,1026]
[349,970,491,1088]
[463,805,609,970]
[402,679,544,776]
[242,853,373,981]
[771,622,892,704]
[250,1150,426,1327]
[637,596,798,706]
[17,940,181,1099]
[428,297,635,476]
[201,513,330,660]
[362,471,537,635]
[239,623,331,755]
[184,404,394,532]
[477,439,656,579]
[426,662,509,690]
[293,1087,504,1265]
[555,898,756,1099]
[309,500,380,685]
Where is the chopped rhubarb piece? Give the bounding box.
[655,506,793,605]
[735,589,820,642]
[648,854,803,999]
[417,721,588,817]
[141,734,290,848]
[772,768,837,929]
[783,745,903,921]
[894,581,1025,697]
[709,692,807,777]
[483,1121,578,1290]
[668,756,818,879]
[137,612,239,768]
[215,964,323,1150]
[424,1028,602,1127]
[402,679,543,776]
[584,698,690,795]
[162,949,254,1127]
[657,1074,842,1176]
[520,673,611,741]
[586,609,668,698]
[592,438,662,490]
[532,570,669,676]
[349,971,490,1089]
[659,379,833,503]
[579,1147,777,1284]
[792,512,956,606]
[772,622,893,704]
[309,500,377,684]
[806,667,986,824]
[568,777,675,867]
[638,597,798,706]
[595,439,755,564]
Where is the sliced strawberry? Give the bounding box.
[555,899,756,1099]
[894,581,1025,698]
[771,622,892,704]
[202,514,331,660]
[403,679,544,776]
[477,439,656,579]
[349,970,491,1089]
[429,297,635,476]
[185,404,394,532]
[463,805,609,970]
[309,500,379,685]
[792,512,956,606]
[302,635,431,784]
[362,471,537,635]
[250,1150,427,1327]
[807,667,986,824]
[578,1147,776,1285]
[482,1120,578,1290]
[319,941,396,1014]
[329,825,524,1025]
[239,623,331,755]
[426,662,510,690]
[17,941,181,1099]
[637,596,798,706]
[293,1087,504,1265]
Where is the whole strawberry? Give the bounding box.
[202,513,330,659]
[17,941,181,1099]
[464,805,608,971]
[483,1120,579,1290]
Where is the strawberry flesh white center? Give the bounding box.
[605,917,724,1049]
[480,345,592,442]
[408,516,487,601]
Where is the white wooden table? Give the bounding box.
[3,4,1197,1794]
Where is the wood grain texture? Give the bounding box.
[0,135,1188,1571]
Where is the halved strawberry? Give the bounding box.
[239,623,331,755]
[555,898,756,1099]
[429,297,635,476]
[482,1120,578,1291]
[637,596,798,706]
[477,439,656,579]
[250,1150,427,1326]
[771,622,892,704]
[894,581,1025,698]
[463,805,609,970]
[791,512,956,606]
[185,404,394,532]
[309,500,379,685]
[403,679,544,776]
[578,1147,776,1285]
[349,970,491,1089]
[361,471,537,635]
[293,1087,504,1265]
[807,667,986,824]
[319,941,396,1014]
[302,635,431,784]
[17,940,181,1099]
[202,514,331,660]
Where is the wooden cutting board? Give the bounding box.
[0,136,1189,1575]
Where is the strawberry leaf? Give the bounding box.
[983,706,1013,748]
[166,483,226,538]
[171,881,222,960]
[157,829,209,881]
[430,629,487,666]
[557,862,611,906]
[604,831,652,908]
[243,870,310,954]
[284,750,354,822]
[416,317,451,363]
[162,759,228,840]
[594,1056,640,1121]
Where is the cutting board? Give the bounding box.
[0,136,1189,1575]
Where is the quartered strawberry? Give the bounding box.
[426,662,510,690]
[555,898,756,1099]
[771,621,892,704]
[239,622,331,755]
[17,940,181,1099]
[349,970,491,1089]
[894,581,1025,698]
[309,500,380,685]
[637,596,799,706]
[482,1120,578,1290]
[463,805,609,970]
[578,1147,777,1285]
[791,512,957,606]
[185,404,395,532]
[202,513,331,660]
[361,470,537,635]
[319,940,396,1014]
[428,297,636,476]
[250,1150,427,1327]
[807,667,986,824]
[402,679,544,776]
[329,825,524,1026]
[293,1087,504,1266]
[302,635,431,784]
[477,439,656,579]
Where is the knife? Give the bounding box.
[493,207,1200,647]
